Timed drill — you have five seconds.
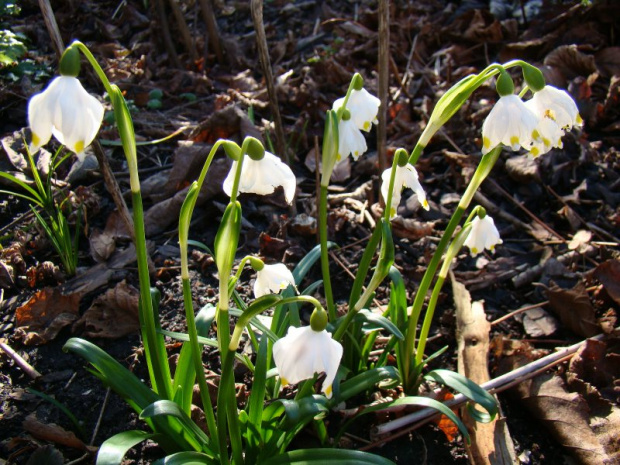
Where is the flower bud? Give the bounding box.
[245,136,265,161]
[223,140,242,161]
[395,148,409,167]
[352,73,364,91]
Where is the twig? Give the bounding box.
[251,0,287,163]
[152,0,182,68]
[198,0,224,64]
[89,388,111,445]
[0,340,42,379]
[167,0,198,62]
[491,301,549,326]
[377,0,389,172]
[37,0,64,59]
[371,330,614,438]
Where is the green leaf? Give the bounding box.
[152,451,216,465]
[268,449,396,465]
[96,430,157,465]
[333,366,400,406]
[293,242,336,283]
[352,309,404,340]
[140,400,213,454]
[425,369,498,423]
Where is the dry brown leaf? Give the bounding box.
[15,288,81,345]
[568,230,593,251]
[25,445,64,465]
[73,280,140,339]
[514,373,612,465]
[544,45,597,81]
[592,259,620,305]
[595,47,620,78]
[89,228,116,263]
[23,414,92,452]
[433,391,459,442]
[390,217,434,241]
[518,308,559,337]
[545,281,600,338]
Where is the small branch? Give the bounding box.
[167,0,198,62]
[153,0,182,68]
[372,330,614,438]
[198,0,224,64]
[37,0,64,59]
[377,0,389,172]
[0,340,42,379]
[251,0,287,163]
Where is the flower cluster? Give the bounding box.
[482,85,581,158]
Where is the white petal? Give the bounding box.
[347,88,381,132]
[481,95,538,155]
[380,164,428,219]
[253,263,295,298]
[464,215,502,256]
[338,119,367,161]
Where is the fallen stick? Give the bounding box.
[373,330,614,437]
[0,340,42,379]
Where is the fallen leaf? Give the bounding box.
[545,281,600,338]
[23,414,92,451]
[595,47,620,78]
[433,391,459,442]
[568,229,592,251]
[544,45,597,81]
[15,288,81,345]
[592,259,620,305]
[73,280,140,339]
[89,228,116,263]
[518,307,559,337]
[25,445,64,465]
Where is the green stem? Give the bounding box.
[319,184,336,321]
[413,274,445,364]
[71,41,114,96]
[402,146,501,392]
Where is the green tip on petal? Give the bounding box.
[246,137,265,161]
[59,45,81,77]
[352,73,364,91]
[310,308,328,331]
[496,70,515,97]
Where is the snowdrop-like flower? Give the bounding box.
[464,215,502,256]
[223,151,296,204]
[381,164,429,219]
[28,76,104,158]
[525,85,582,157]
[253,263,296,298]
[333,88,381,132]
[273,325,343,398]
[337,118,367,161]
[481,94,539,155]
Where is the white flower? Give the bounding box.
[525,85,582,157]
[28,76,104,157]
[273,325,343,398]
[253,263,296,298]
[381,164,429,219]
[481,94,539,155]
[337,118,367,161]
[464,215,502,256]
[223,151,296,204]
[333,88,381,132]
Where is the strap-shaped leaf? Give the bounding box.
[268,448,396,465]
[96,430,157,465]
[353,309,404,339]
[152,451,217,465]
[140,400,213,453]
[425,369,498,423]
[292,242,336,283]
[214,201,241,278]
[333,366,400,406]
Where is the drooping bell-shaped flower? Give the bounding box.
[253,263,296,298]
[337,117,367,161]
[223,151,296,204]
[525,85,582,157]
[28,76,104,158]
[381,163,429,219]
[332,88,381,132]
[273,325,343,398]
[464,215,502,256]
[481,94,539,155]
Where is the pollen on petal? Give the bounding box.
[74,140,85,154]
[576,114,583,125]
[31,133,41,148]
[542,137,551,147]
[482,137,491,149]
[544,109,556,121]
[280,376,289,386]
[423,200,429,210]
[531,147,540,157]
[324,385,332,397]
[363,121,370,131]
[532,129,541,141]
[471,247,478,255]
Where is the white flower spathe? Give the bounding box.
[380,164,429,219]
[28,76,104,157]
[223,151,296,204]
[481,94,539,155]
[273,325,343,398]
[464,215,503,256]
[337,118,367,161]
[525,85,582,157]
[332,88,381,132]
[253,263,296,298]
